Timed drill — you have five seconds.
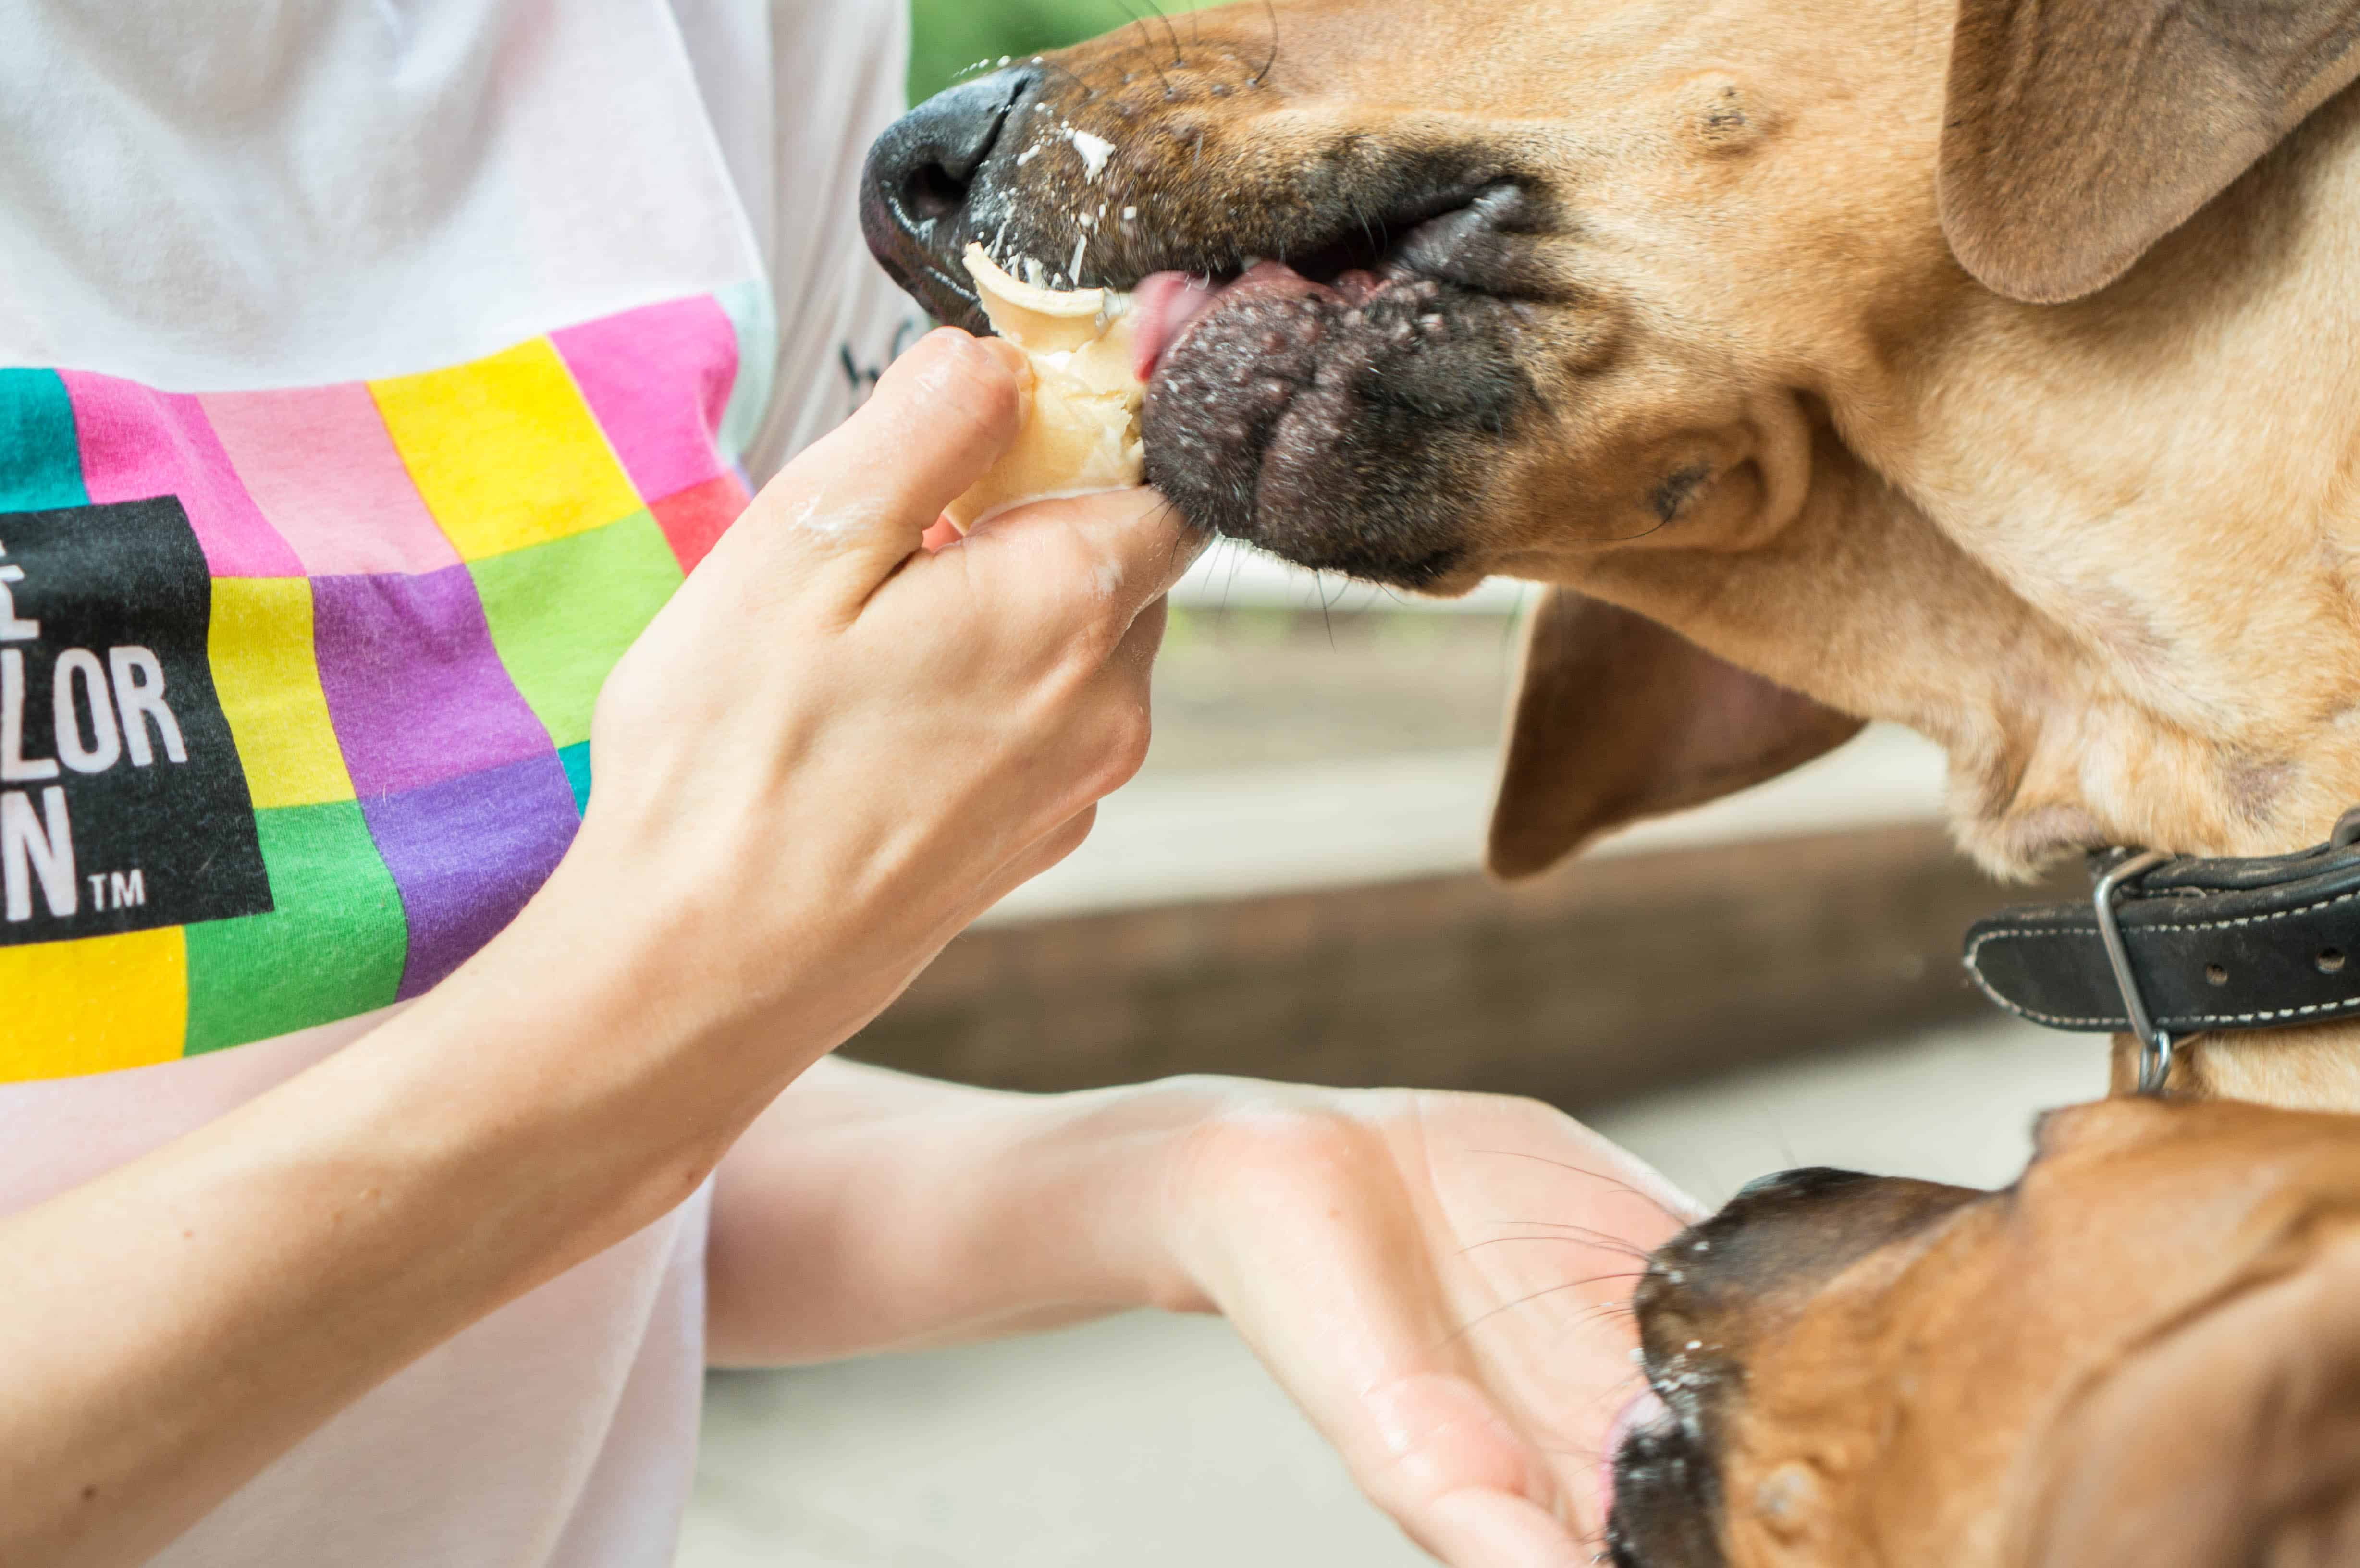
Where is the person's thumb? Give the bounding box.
[734,328,1030,601]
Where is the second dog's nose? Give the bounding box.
[863,67,1037,244]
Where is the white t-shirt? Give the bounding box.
[0,2,913,1561]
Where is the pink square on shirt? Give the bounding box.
[550,296,737,506]
[649,471,751,574]
[201,384,463,576]
[63,373,304,578]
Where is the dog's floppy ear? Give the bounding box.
[1941,0,2360,303]
[1487,590,1865,881]
[2015,1223,2360,1567]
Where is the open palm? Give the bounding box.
[1159,1085,1697,1567]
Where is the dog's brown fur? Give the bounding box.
[1631,1100,2360,1566]
[863,1,2360,1560]
[881,0,2360,1107]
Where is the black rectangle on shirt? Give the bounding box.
[0,497,271,944]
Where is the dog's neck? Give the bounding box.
[2137,1028,2360,1111]
[1863,92,2360,1112]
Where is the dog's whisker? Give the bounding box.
[1457,1234,1654,1260]
[1139,0,1187,67]
[1561,1297,1640,1329]
[1537,1441,1615,1465]
[1562,514,1675,548]
[1032,56,1105,102]
[1107,12,1177,98]
[1438,1272,1653,1350]
[1464,1148,1684,1224]
[1253,0,1280,86]
[1485,1214,1658,1242]
[1476,1219,1658,1262]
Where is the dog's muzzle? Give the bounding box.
[860,65,1549,588]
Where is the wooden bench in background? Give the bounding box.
[851,726,2076,1111]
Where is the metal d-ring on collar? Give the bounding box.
[1967,808,2360,1076]
[2092,848,2175,1095]
[2093,808,2360,1095]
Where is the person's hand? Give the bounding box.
[1152,1083,1697,1566]
[0,330,1197,1568]
[560,327,1200,1076]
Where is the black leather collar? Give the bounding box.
[1965,819,2360,1037]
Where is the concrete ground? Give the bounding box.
[677,1016,2108,1568]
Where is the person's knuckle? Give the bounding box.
[1104,702,1154,785]
[1057,623,1117,681]
[592,640,661,738]
[1056,729,1134,809]
[1038,588,1130,670]
[1047,805,1097,860]
[1036,524,1102,591]
[1178,1096,1377,1196]
[921,331,1022,441]
[1069,701,1151,801]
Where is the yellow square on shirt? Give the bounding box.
[370,339,644,561]
[208,578,355,808]
[0,928,188,1079]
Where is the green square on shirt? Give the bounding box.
[469,511,684,750]
[183,800,410,1054]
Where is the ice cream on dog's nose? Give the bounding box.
[945,244,1145,532]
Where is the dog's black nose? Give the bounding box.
[871,69,1032,227]
[860,68,1039,318]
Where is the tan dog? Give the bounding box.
[1613,1098,2360,1566]
[861,0,2360,1560]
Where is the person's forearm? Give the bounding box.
[0,329,1188,1568]
[0,867,785,1568]
[705,1060,1221,1366]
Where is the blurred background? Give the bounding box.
[679,4,2106,1564]
[907,0,1221,104]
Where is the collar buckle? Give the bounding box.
[1967,811,2360,1052]
[2092,848,2175,1095]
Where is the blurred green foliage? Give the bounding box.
[908,0,1219,104]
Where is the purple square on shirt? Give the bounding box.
[361,752,579,998]
[313,566,553,796]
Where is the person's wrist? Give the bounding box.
[971,1078,1226,1318]
[376,845,808,1213]
[1065,1077,1362,1319]
[530,816,899,1073]
[509,845,758,1051]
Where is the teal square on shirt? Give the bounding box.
[0,368,91,513]
[559,740,592,814]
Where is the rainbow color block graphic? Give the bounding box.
[0,291,767,1082]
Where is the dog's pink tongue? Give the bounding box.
[1131,271,1226,381]
[1132,261,1335,380]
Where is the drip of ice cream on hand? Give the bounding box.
[944,244,1146,533]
